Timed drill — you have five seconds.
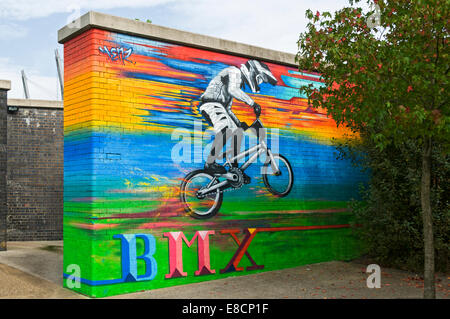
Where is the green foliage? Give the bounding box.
[336,135,449,272]
[297,0,450,276]
[297,0,449,151]
[135,18,152,23]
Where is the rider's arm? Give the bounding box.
[227,68,255,107]
[228,106,242,127]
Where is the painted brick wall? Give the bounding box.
[63,28,367,297]
[7,106,63,241]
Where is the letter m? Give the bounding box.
[163,230,215,278]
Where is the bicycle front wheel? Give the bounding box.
[262,154,293,197]
[180,170,223,219]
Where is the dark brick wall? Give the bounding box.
[0,90,7,250]
[7,106,63,241]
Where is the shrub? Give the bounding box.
[336,135,449,273]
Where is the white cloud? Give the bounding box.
[0,57,60,100]
[0,0,173,20]
[0,0,353,53]
[0,23,28,39]
[0,0,356,100]
[167,0,350,54]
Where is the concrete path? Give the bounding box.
[0,241,84,299]
[0,241,448,299]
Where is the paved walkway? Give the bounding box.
[0,241,448,299]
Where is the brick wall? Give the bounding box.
[6,101,63,241]
[61,26,367,297]
[0,83,9,250]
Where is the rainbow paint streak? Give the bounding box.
[63,28,367,297]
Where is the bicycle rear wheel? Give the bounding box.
[262,154,293,197]
[180,170,223,219]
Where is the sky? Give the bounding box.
[0,0,351,100]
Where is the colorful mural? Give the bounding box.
[63,28,367,297]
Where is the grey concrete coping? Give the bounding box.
[0,80,11,91]
[58,11,298,67]
[7,99,63,109]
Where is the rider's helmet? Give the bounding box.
[240,60,278,93]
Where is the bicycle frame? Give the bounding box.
[197,119,281,196]
[224,139,278,172]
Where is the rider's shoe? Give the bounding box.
[204,162,227,175]
[243,172,251,184]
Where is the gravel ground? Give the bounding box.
[0,241,448,299]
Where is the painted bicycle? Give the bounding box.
[180,110,294,219]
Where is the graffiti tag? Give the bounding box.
[99,46,134,64]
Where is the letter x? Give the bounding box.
[220,228,264,273]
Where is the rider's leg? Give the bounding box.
[201,109,225,166]
[229,128,252,184]
[205,127,238,174]
[206,127,229,165]
[200,103,237,174]
[230,128,244,167]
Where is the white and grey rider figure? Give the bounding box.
[199,59,277,181]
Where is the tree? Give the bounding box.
[335,132,449,275]
[296,0,449,298]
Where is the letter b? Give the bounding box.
[114,234,157,282]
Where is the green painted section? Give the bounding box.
[63,198,362,298]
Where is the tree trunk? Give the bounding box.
[421,136,435,299]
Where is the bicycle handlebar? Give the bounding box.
[240,106,261,131]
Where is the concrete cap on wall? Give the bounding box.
[7,98,63,109]
[0,80,11,91]
[58,11,298,67]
